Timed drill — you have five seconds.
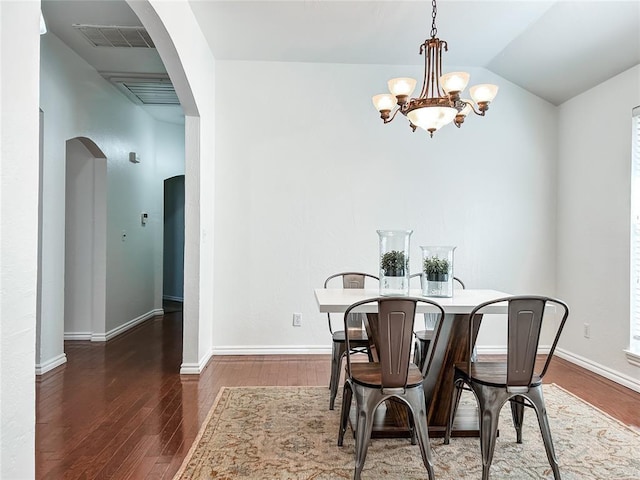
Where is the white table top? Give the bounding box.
[314,288,512,314]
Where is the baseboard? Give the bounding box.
[65,309,164,343]
[211,345,333,355]
[475,345,507,355]
[91,308,164,342]
[180,348,214,375]
[555,348,640,394]
[476,346,640,393]
[163,295,183,302]
[35,353,67,375]
[63,332,92,341]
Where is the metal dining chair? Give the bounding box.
[337,296,445,480]
[410,272,466,370]
[444,295,570,480]
[323,272,379,410]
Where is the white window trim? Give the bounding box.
[625,349,640,367]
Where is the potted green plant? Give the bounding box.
[421,246,455,297]
[381,250,408,277]
[423,256,450,282]
[377,230,412,296]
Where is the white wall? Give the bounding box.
[133,0,217,373]
[213,60,558,352]
[557,64,640,386]
[0,2,40,477]
[39,31,184,355]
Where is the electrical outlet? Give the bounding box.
[292,313,302,327]
[583,323,590,339]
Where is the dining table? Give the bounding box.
[314,287,511,438]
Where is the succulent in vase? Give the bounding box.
[380,250,407,277]
[423,256,450,282]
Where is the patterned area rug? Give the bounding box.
[173,385,640,479]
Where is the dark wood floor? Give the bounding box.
[36,305,640,480]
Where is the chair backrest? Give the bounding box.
[323,272,379,334]
[467,295,569,391]
[344,297,446,390]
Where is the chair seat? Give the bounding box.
[454,362,542,388]
[350,362,424,388]
[332,330,368,343]
[414,329,434,342]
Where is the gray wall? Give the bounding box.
[164,175,185,301]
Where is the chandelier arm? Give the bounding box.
[383,107,403,124]
[419,41,429,99]
[464,100,486,117]
[437,41,447,98]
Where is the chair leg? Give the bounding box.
[352,386,379,480]
[338,381,353,446]
[407,408,417,445]
[475,384,507,480]
[510,395,525,444]
[405,387,436,480]
[329,341,346,410]
[413,338,422,368]
[527,386,562,480]
[444,378,464,445]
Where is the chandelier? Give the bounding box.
[372,0,498,137]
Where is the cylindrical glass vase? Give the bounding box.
[421,246,456,297]
[377,230,412,296]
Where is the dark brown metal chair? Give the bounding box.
[411,272,465,370]
[444,295,569,480]
[323,272,379,410]
[337,296,445,480]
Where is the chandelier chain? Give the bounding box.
[430,0,437,38]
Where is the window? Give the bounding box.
[628,106,640,364]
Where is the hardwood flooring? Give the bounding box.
[36,305,640,479]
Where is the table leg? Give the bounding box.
[423,313,482,437]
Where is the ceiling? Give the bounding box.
[42,0,640,118]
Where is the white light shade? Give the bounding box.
[470,84,499,104]
[387,77,417,97]
[407,106,457,132]
[440,72,470,94]
[372,94,396,112]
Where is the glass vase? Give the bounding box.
[420,246,456,297]
[377,230,412,296]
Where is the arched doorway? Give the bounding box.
[63,137,107,340]
[128,1,210,374]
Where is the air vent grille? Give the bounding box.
[106,75,180,105]
[73,24,155,48]
[121,80,179,105]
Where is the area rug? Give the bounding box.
[173,384,640,479]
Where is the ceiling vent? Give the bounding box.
[105,74,180,105]
[73,24,155,48]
